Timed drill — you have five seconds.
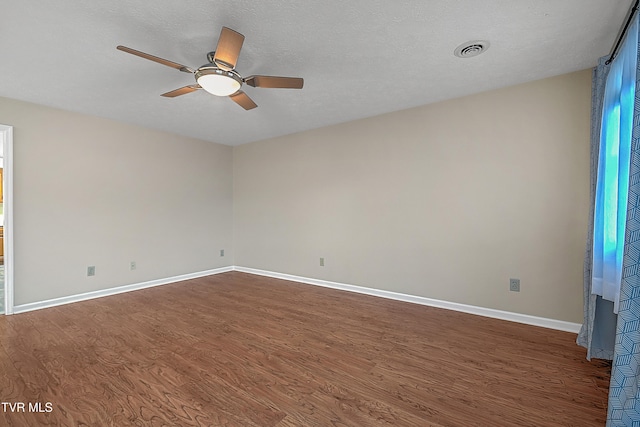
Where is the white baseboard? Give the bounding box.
[10,265,583,334]
[233,266,582,334]
[12,266,234,314]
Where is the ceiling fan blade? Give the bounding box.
[213,27,245,71]
[161,85,201,98]
[244,75,304,89]
[229,91,257,110]
[117,45,194,73]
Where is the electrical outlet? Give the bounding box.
[320,257,325,267]
[220,249,225,257]
[87,266,96,276]
[130,261,136,270]
[509,278,520,292]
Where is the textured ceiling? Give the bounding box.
[0,1,632,146]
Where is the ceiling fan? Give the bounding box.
[117,26,303,110]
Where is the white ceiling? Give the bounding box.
[0,1,632,146]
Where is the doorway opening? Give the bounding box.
[0,125,13,315]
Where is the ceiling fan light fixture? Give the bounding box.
[118,26,303,110]
[195,67,242,96]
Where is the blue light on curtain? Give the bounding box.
[592,17,637,314]
[577,57,617,361]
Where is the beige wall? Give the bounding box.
[233,70,592,323]
[1,68,592,321]
[0,96,233,305]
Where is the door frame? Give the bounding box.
[0,125,14,315]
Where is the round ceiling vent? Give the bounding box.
[454,41,490,58]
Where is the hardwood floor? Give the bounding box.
[0,271,610,426]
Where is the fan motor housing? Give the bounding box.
[195,65,243,84]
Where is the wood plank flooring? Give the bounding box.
[0,271,610,426]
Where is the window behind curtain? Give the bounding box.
[591,17,638,314]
